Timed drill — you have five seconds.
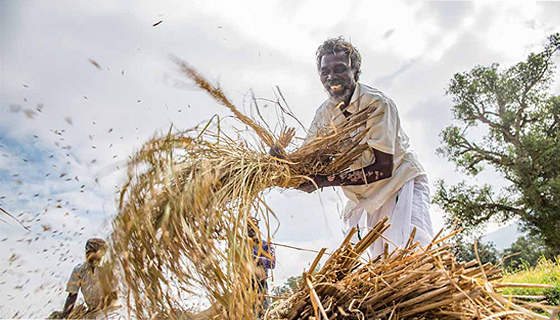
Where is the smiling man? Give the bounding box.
[297,37,434,256]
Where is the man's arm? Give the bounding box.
[63,265,81,318]
[61,293,78,318]
[298,148,393,192]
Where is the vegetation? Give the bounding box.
[269,219,554,319]
[502,233,552,270]
[501,258,560,307]
[434,33,560,256]
[453,233,553,271]
[272,275,302,297]
[453,239,500,265]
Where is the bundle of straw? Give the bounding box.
[268,219,558,319]
[109,60,379,319]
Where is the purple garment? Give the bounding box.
[252,239,276,273]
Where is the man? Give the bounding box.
[292,37,434,257]
[61,238,118,318]
[248,217,276,314]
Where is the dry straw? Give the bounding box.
[268,218,559,319]
[109,59,378,319]
[108,60,558,319]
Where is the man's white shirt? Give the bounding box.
[307,82,425,219]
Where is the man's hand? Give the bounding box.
[296,175,333,193]
[269,146,284,159]
[269,127,295,159]
[278,127,295,148]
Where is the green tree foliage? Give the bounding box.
[272,275,302,296]
[502,234,550,270]
[453,239,500,265]
[434,34,560,255]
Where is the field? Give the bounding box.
[500,258,560,316]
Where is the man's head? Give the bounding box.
[316,37,362,103]
[247,217,259,240]
[85,238,107,267]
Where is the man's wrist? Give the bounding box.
[316,174,338,188]
[269,146,285,159]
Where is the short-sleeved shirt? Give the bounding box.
[307,82,425,215]
[252,239,276,278]
[66,262,115,310]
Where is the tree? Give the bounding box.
[434,34,560,256]
[272,275,302,296]
[453,239,500,265]
[502,234,549,270]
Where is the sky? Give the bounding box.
[1,0,559,318]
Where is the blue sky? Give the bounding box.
[1,0,559,317]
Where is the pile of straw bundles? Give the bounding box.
[268,218,558,319]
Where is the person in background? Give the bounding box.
[248,217,276,315]
[61,238,117,318]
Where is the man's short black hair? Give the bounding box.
[316,37,362,81]
[86,238,107,254]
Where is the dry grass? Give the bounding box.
[107,59,381,319]
[107,60,559,319]
[268,219,560,319]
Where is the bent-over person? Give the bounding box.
[61,238,118,318]
[248,217,276,315]
[278,37,434,257]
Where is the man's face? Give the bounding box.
[86,249,106,267]
[247,224,257,239]
[319,52,357,103]
[247,218,259,240]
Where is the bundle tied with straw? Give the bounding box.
[109,59,379,319]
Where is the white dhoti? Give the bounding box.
[341,174,434,258]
